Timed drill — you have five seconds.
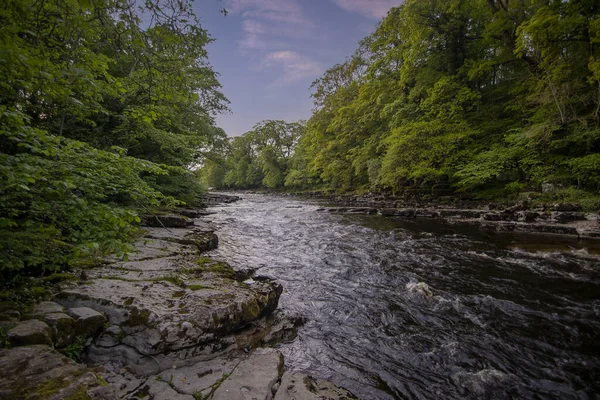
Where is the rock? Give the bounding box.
[551,203,582,212]
[31,301,65,317]
[0,345,117,399]
[184,231,219,252]
[552,212,585,224]
[212,348,283,400]
[41,313,75,348]
[440,209,484,219]
[274,372,357,400]
[406,282,434,300]
[94,325,122,348]
[517,211,539,222]
[176,208,203,218]
[143,214,193,228]
[127,378,194,400]
[379,208,416,217]
[8,320,52,347]
[67,307,106,337]
[57,277,282,356]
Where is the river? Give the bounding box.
[205,193,600,400]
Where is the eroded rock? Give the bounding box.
[212,348,283,400]
[41,312,75,348]
[8,319,52,347]
[67,307,106,337]
[0,345,116,399]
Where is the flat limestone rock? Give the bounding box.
[57,276,282,355]
[126,378,194,400]
[8,319,52,347]
[274,372,357,400]
[212,348,283,400]
[31,301,65,317]
[0,345,116,400]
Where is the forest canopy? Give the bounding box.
[214,0,600,209]
[0,0,227,273]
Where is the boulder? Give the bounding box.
[0,345,116,399]
[274,372,357,400]
[41,312,75,348]
[8,320,52,347]
[552,212,585,224]
[212,348,283,400]
[67,307,106,337]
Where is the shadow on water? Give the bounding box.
[206,194,600,400]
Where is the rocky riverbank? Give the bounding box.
[296,192,600,241]
[0,194,356,400]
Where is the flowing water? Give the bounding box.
[205,193,600,400]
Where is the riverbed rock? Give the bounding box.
[8,319,52,347]
[0,345,116,399]
[212,348,283,400]
[274,372,357,400]
[552,212,585,224]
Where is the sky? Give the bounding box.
[193,0,402,137]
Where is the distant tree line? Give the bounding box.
[212,0,600,209]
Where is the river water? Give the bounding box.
[205,193,600,400]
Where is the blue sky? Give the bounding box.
[193,0,401,136]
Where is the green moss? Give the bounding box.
[195,257,214,266]
[33,378,63,398]
[241,299,261,321]
[94,374,109,387]
[64,387,92,400]
[42,273,78,284]
[172,290,186,298]
[205,263,236,280]
[123,298,134,306]
[0,291,11,301]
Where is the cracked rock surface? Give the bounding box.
[0,202,355,399]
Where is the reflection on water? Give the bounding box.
[206,194,600,400]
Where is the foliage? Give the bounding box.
[62,336,88,362]
[281,0,600,203]
[0,0,227,275]
[216,120,305,189]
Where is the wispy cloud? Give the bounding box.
[331,0,401,19]
[260,51,322,84]
[227,0,321,84]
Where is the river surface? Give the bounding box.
[205,193,600,400]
